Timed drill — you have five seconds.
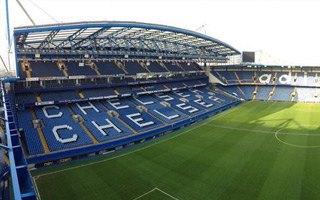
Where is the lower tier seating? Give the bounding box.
[219,85,320,103]
[16,86,238,156]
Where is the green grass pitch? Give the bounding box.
[32,101,320,200]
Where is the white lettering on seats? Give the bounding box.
[52,125,78,143]
[209,96,224,103]
[175,92,190,98]
[153,109,179,120]
[259,74,272,84]
[126,113,154,127]
[108,99,129,109]
[176,103,198,113]
[76,102,99,115]
[42,105,63,119]
[194,99,213,108]
[91,119,122,136]
[133,97,154,105]
[279,74,291,84]
[156,94,174,101]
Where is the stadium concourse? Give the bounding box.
[1,21,241,199]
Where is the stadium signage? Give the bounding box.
[259,73,292,84]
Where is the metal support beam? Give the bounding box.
[0,55,9,73]
[5,0,11,71]
[56,28,87,49]
[16,0,36,26]
[72,27,111,49]
[1,87,22,200]
[38,30,59,49]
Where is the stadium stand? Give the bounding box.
[123,61,148,74]
[3,21,243,200]
[95,61,126,75]
[65,61,97,76]
[211,65,320,103]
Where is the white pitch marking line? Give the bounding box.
[207,124,320,136]
[155,187,180,200]
[274,129,320,148]
[32,176,42,200]
[36,103,240,178]
[132,188,157,200]
[132,187,180,200]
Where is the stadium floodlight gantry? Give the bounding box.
[1,21,241,200]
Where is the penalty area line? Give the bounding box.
[132,188,157,200]
[132,187,180,200]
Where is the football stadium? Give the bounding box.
[1,0,320,200]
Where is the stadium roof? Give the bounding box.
[14,21,240,61]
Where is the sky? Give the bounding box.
[1,0,320,71]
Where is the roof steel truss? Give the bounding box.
[14,22,240,60]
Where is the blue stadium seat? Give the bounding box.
[35,105,93,151]
[15,93,36,105]
[255,86,273,100]
[65,61,96,76]
[82,88,116,99]
[29,61,64,77]
[237,71,254,83]
[40,91,80,102]
[123,61,147,74]
[16,110,45,155]
[180,63,201,71]
[147,62,167,73]
[272,86,293,101]
[103,98,163,131]
[95,61,126,75]
[71,102,132,142]
[163,62,183,72]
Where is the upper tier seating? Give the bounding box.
[146,62,167,73]
[163,62,183,72]
[123,61,148,74]
[28,61,64,77]
[218,71,238,84]
[65,61,97,76]
[18,60,203,79]
[95,61,126,75]
[180,63,201,71]
[236,71,254,83]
